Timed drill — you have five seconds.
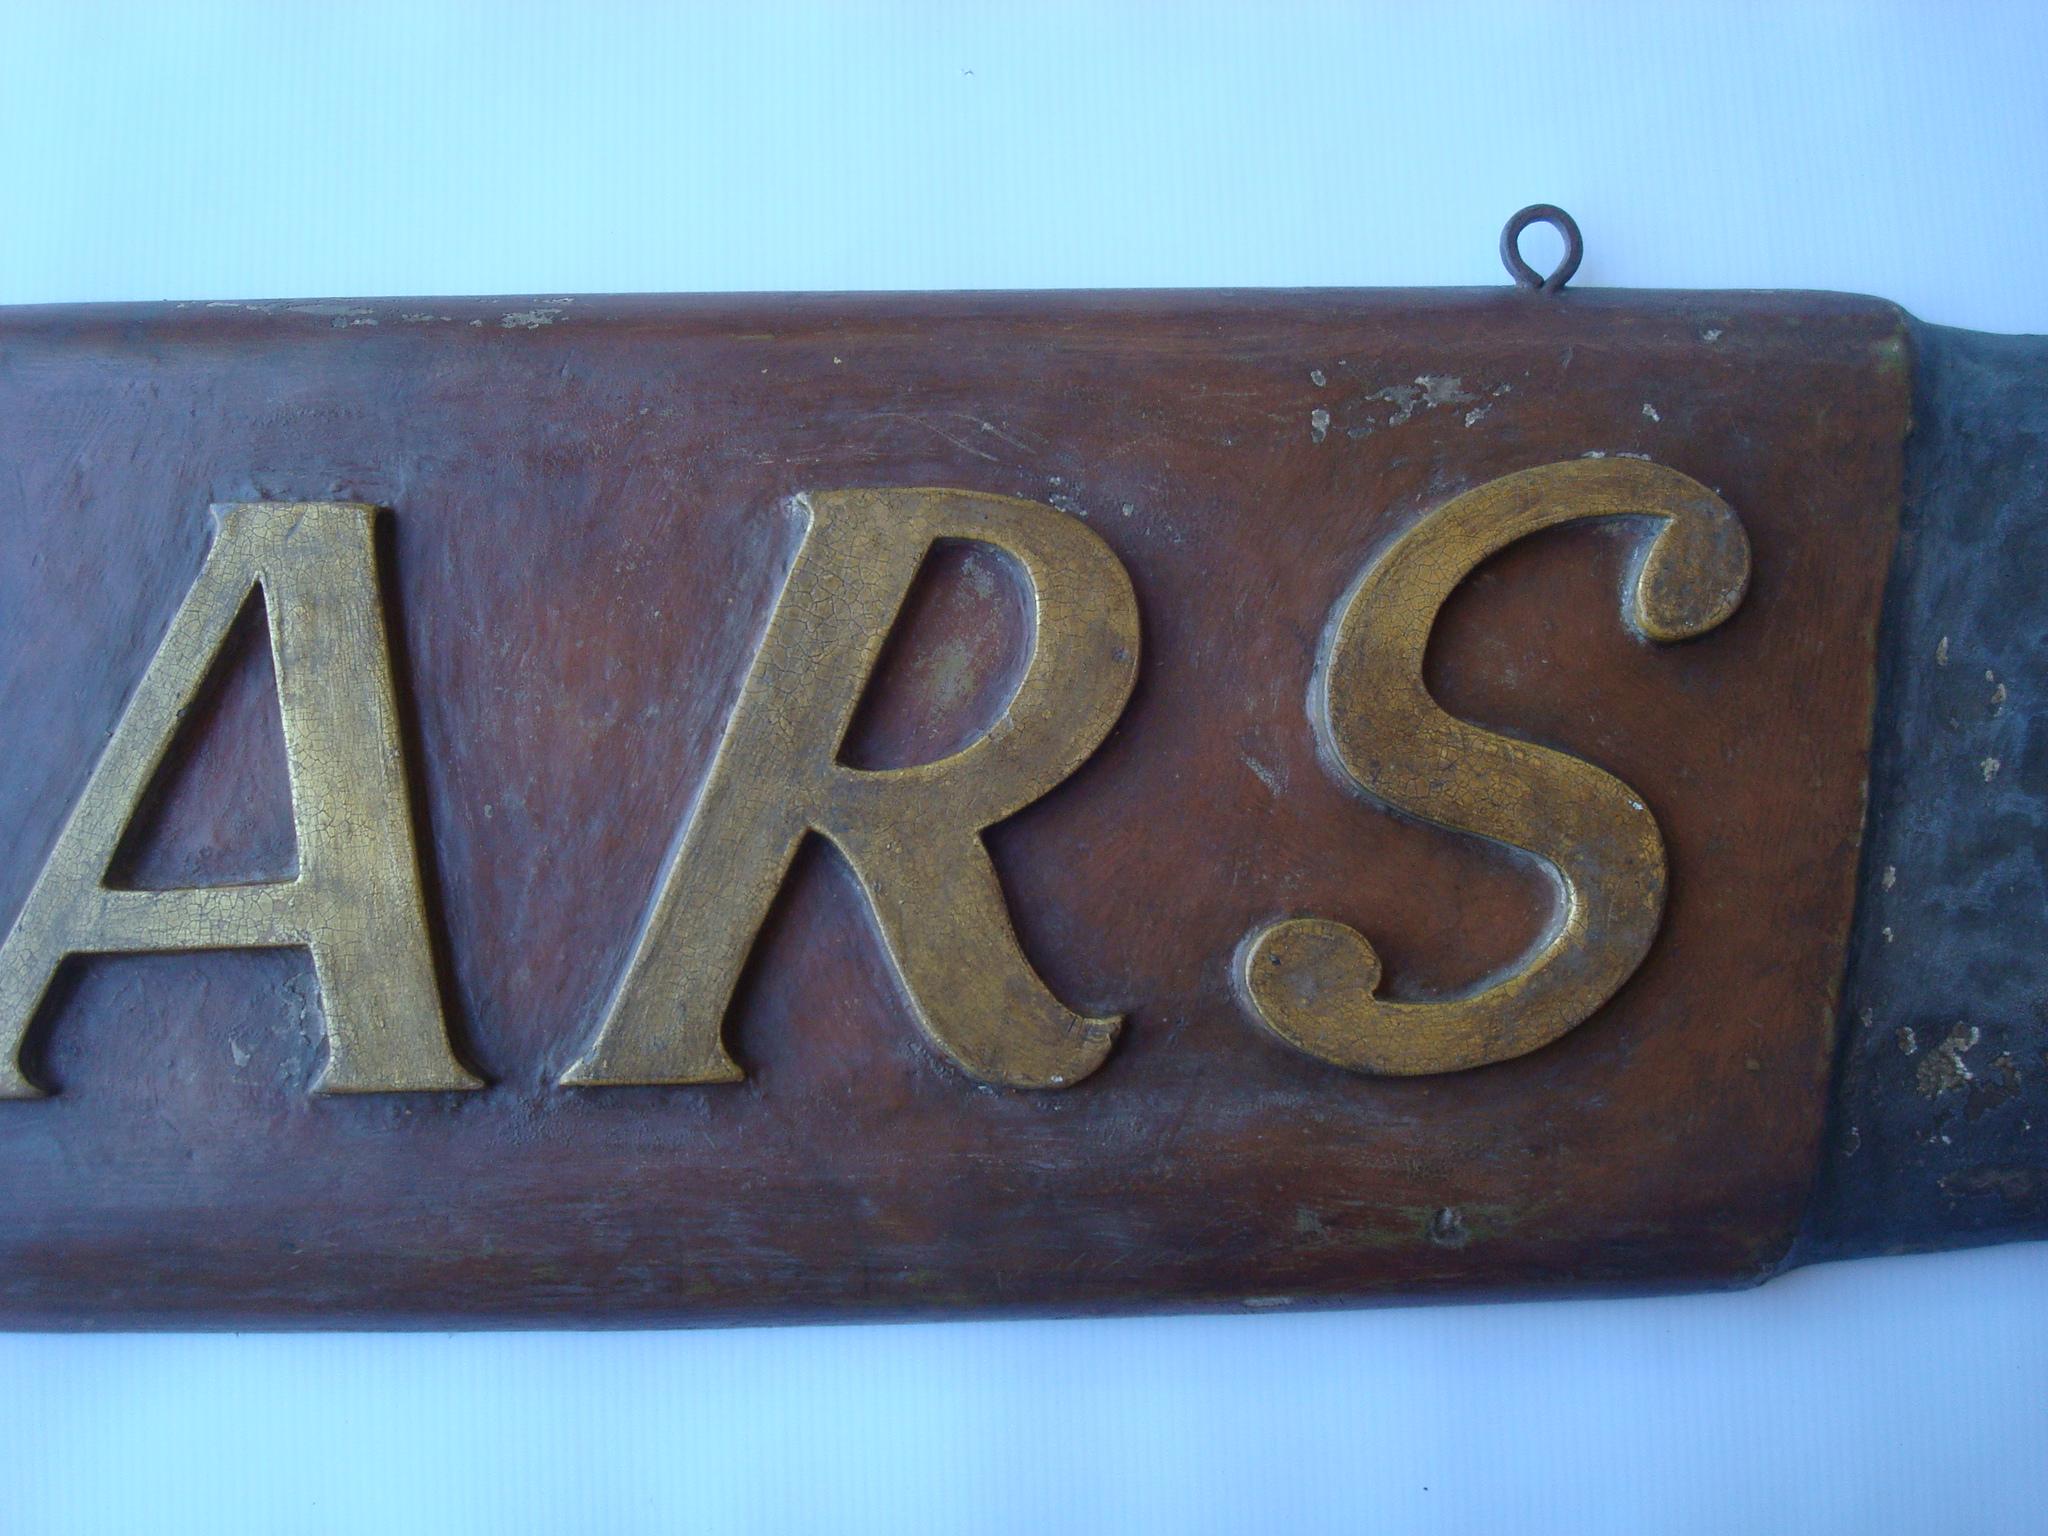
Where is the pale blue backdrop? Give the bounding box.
[2,4,2045,1533]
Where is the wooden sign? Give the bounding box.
[0,280,2036,1326]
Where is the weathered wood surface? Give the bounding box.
[1799,321,2048,1266]
[0,289,1908,1325]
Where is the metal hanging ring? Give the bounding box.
[1500,204,1583,294]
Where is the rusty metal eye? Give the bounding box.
[1500,203,1583,294]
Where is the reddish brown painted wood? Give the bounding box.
[0,289,1908,1325]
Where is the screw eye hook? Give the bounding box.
[1500,205,1583,294]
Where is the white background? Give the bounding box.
[3,3,2045,1532]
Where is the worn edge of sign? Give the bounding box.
[1796,319,2048,1267]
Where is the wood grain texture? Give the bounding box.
[0,289,1908,1325]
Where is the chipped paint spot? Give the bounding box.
[920,638,976,710]
[1971,1053,2025,1117]
[1309,368,1327,387]
[1701,327,1723,343]
[1936,635,1950,666]
[1897,1025,1919,1055]
[501,307,564,329]
[1309,407,1330,443]
[1882,864,1897,890]
[1982,757,2002,783]
[1367,374,1477,428]
[1916,1024,1981,1098]
[1463,404,1491,428]
[1426,1207,1469,1248]
[1642,402,1661,423]
[1940,1166,2041,1201]
[960,554,996,599]
[1243,754,1285,796]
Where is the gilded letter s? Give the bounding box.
[1236,459,1750,1075]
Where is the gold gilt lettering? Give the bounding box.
[0,503,477,1097]
[563,488,1140,1091]
[1235,459,1750,1075]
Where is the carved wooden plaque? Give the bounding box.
[0,290,1914,1324]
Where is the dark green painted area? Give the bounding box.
[1803,322,2048,1261]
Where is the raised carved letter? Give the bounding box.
[1236,459,1750,1075]
[565,488,1140,1090]
[0,503,477,1097]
